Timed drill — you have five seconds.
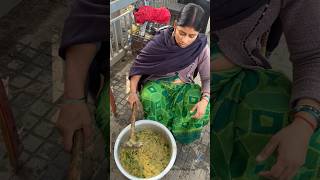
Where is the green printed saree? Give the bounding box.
[211,44,320,179]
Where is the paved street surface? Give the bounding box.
[269,36,292,80]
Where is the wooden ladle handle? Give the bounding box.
[68,129,84,180]
[130,102,137,141]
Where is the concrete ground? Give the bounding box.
[269,36,292,79]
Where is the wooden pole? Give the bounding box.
[0,80,22,172]
[110,88,118,117]
[67,129,84,180]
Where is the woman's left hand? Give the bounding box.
[256,116,314,180]
[190,99,208,119]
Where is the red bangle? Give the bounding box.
[294,114,316,131]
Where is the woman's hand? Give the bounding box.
[190,99,208,119]
[56,103,93,152]
[56,43,97,152]
[256,116,314,180]
[127,92,141,109]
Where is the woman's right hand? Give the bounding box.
[56,103,93,152]
[256,116,313,179]
[127,92,140,109]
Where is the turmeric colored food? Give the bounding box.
[119,129,171,178]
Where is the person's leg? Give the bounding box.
[170,83,210,144]
[212,67,320,179]
[211,68,293,179]
[295,131,320,179]
[140,81,172,127]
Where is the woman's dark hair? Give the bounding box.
[176,3,205,32]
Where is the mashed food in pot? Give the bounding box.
[119,129,171,178]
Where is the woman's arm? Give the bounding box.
[56,43,98,152]
[280,0,320,135]
[280,0,320,108]
[56,0,107,152]
[64,43,98,98]
[130,75,142,94]
[127,75,142,109]
[190,45,210,119]
[257,0,320,178]
[198,45,210,97]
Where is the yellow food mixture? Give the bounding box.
[119,129,171,178]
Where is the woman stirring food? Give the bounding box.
[128,3,210,144]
